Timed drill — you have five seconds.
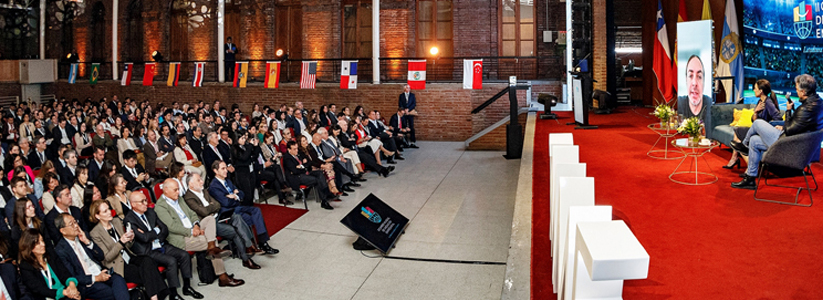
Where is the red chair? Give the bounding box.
[32,169,39,178]
[153,182,163,202]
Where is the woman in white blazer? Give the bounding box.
[173,134,206,177]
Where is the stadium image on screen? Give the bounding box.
[743,0,823,106]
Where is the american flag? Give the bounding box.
[301,61,317,89]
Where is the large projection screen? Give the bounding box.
[677,20,714,126]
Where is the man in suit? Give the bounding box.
[158,125,176,154]
[44,184,88,246]
[389,108,411,144]
[162,111,177,138]
[50,117,71,154]
[33,119,49,140]
[121,150,151,191]
[224,37,238,81]
[4,177,45,223]
[366,111,403,160]
[203,132,234,179]
[183,173,263,270]
[337,120,393,177]
[282,141,336,210]
[287,109,308,135]
[92,124,117,165]
[143,130,174,177]
[87,146,106,183]
[154,179,243,287]
[65,116,79,140]
[124,191,202,300]
[188,126,206,162]
[312,130,358,194]
[398,84,419,147]
[58,149,78,186]
[207,160,280,253]
[0,258,27,300]
[53,212,130,300]
[27,135,48,170]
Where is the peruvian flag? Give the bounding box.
[193,62,205,87]
[340,60,357,89]
[143,63,156,86]
[407,60,426,90]
[121,63,133,86]
[462,59,483,89]
[653,0,675,101]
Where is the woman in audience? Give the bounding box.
[39,172,60,214]
[275,111,288,130]
[95,161,116,200]
[34,160,56,198]
[723,79,782,169]
[80,185,102,226]
[88,199,168,300]
[354,106,366,119]
[260,132,289,203]
[319,105,332,127]
[74,122,94,157]
[338,106,352,123]
[7,154,35,183]
[117,126,140,166]
[133,126,147,148]
[278,128,294,153]
[69,165,89,209]
[10,199,51,260]
[353,116,392,165]
[257,123,268,143]
[169,162,189,197]
[299,135,339,195]
[107,174,132,219]
[174,134,205,178]
[17,228,81,300]
[19,113,36,142]
[3,145,20,171]
[330,125,364,174]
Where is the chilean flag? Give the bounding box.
[653,0,675,101]
[407,60,426,90]
[463,59,483,89]
[340,61,357,89]
[121,63,133,86]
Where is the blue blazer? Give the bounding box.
[54,237,106,287]
[208,178,245,214]
[399,92,416,110]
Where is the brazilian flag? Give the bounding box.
[90,63,100,85]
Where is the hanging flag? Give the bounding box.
[89,63,100,84]
[716,0,743,103]
[702,0,712,20]
[193,62,205,87]
[121,63,133,86]
[143,63,156,86]
[167,62,181,86]
[407,60,427,90]
[233,61,249,88]
[68,63,78,84]
[300,61,317,89]
[340,60,358,89]
[264,61,280,89]
[674,0,688,95]
[462,59,483,89]
[653,0,675,101]
[678,0,688,22]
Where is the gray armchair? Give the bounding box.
[708,103,754,148]
[754,130,823,207]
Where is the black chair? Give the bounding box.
[754,130,823,207]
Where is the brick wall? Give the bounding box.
[0,83,20,98]
[592,0,606,92]
[41,80,560,142]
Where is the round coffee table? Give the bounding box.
[669,138,719,185]
[647,123,686,160]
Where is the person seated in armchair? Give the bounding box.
[731,74,823,189]
[723,79,782,170]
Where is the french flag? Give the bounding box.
[340,61,357,89]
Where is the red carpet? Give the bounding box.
[532,108,823,299]
[254,204,307,235]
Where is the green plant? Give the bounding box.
[677,117,703,137]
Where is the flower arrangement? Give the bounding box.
[653,104,676,128]
[677,116,704,144]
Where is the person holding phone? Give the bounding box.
[89,200,168,300]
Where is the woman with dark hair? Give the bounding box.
[275,111,287,130]
[40,173,61,215]
[17,228,81,300]
[69,165,89,209]
[34,160,56,199]
[299,135,339,195]
[338,106,352,124]
[89,200,168,300]
[117,126,140,166]
[74,122,94,157]
[106,174,132,219]
[353,106,365,119]
[80,185,101,226]
[169,161,188,197]
[10,199,51,260]
[94,160,116,200]
[6,154,34,184]
[723,79,782,169]
[318,105,331,127]
[174,134,205,178]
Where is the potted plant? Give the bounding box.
[677,116,704,145]
[653,104,676,128]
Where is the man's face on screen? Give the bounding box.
[687,57,704,107]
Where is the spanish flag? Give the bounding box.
[167,62,180,86]
[233,61,249,88]
[264,61,280,89]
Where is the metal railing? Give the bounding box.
[56,56,564,84]
[0,96,19,107]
